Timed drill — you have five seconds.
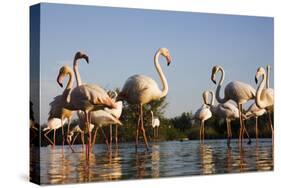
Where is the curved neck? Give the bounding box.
[210,91,215,106]
[255,73,266,108]
[154,51,168,98]
[73,59,82,86]
[62,71,76,110]
[266,66,270,88]
[215,67,228,104]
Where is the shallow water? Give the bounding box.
[31,139,273,185]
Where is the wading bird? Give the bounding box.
[47,53,88,146]
[204,90,251,147]
[211,65,256,145]
[118,48,172,151]
[107,91,123,146]
[56,65,116,155]
[255,66,274,141]
[43,118,67,147]
[193,91,212,142]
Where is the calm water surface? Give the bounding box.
[31,139,273,185]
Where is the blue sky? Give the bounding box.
[35,3,273,124]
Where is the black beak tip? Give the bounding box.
[255,77,258,84]
[167,61,171,66]
[59,83,63,88]
[212,80,216,84]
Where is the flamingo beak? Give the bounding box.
[166,55,171,66]
[211,75,216,84]
[57,75,63,88]
[255,76,258,84]
[83,54,89,63]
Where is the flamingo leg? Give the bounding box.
[238,103,243,146]
[61,119,64,147]
[110,124,113,147]
[199,121,202,143]
[135,106,141,151]
[92,126,99,150]
[226,120,230,148]
[100,126,110,151]
[202,121,205,143]
[255,117,259,141]
[44,129,54,146]
[267,111,274,144]
[81,132,85,150]
[243,122,252,145]
[140,104,149,150]
[72,132,79,145]
[54,129,56,147]
[115,125,118,147]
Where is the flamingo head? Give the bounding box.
[255,67,266,84]
[74,51,89,63]
[159,48,172,66]
[211,65,221,84]
[57,65,72,88]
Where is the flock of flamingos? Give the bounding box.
[30,47,274,157]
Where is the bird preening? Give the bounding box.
[39,49,273,159]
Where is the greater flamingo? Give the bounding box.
[244,65,271,140]
[118,48,172,151]
[71,52,122,150]
[107,91,123,146]
[151,111,160,139]
[255,66,274,141]
[193,91,212,142]
[56,65,116,154]
[43,118,67,146]
[204,90,251,147]
[47,53,88,146]
[211,65,256,144]
[67,123,94,148]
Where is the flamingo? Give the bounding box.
[71,52,122,149]
[47,53,88,146]
[211,65,256,144]
[67,123,94,148]
[204,90,251,147]
[56,65,117,154]
[106,91,123,146]
[255,66,274,141]
[118,48,172,151]
[244,65,272,140]
[151,111,160,139]
[43,118,67,146]
[193,91,212,142]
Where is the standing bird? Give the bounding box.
[71,52,122,149]
[193,91,212,142]
[211,65,256,144]
[255,66,274,141]
[107,91,123,146]
[118,48,172,151]
[67,123,95,149]
[47,53,88,146]
[204,90,251,147]
[56,65,117,154]
[151,111,160,139]
[43,118,67,146]
[244,65,272,140]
